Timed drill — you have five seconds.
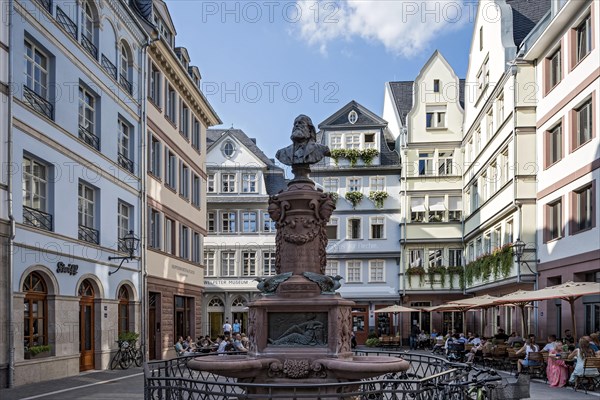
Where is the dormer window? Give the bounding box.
[433,79,440,93]
[348,110,358,124]
[222,140,235,158]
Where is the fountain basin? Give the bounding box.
[320,356,409,380]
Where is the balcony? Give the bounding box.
[34,0,52,13]
[101,54,117,79]
[118,152,134,173]
[55,7,77,40]
[405,266,463,291]
[78,124,100,150]
[78,225,99,244]
[22,85,53,120]
[119,74,133,95]
[81,35,98,60]
[22,206,53,231]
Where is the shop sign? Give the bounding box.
[56,261,79,276]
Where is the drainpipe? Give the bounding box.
[7,0,15,387]
[399,126,407,300]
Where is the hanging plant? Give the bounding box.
[344,191,363,208]
[361,149,380,166]
[446,265,464,290]
[368,191,389,209]
[330,149,345,165]
[327,192,339,204]
[428,265,447,289]
[345,149,362,167]
[406,266,426,287]
[464,245,514,289]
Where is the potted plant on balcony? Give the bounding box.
[406,265,426,287]
[330,149,345,166]
[427,265,447,289]
[446,265,464,290]
[345,191,364,209]
[368,191,389,209]
[361,149,379,166]
[24,344,51,359]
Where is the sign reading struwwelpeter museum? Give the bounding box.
[205,279,257,290]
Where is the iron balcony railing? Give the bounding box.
[78,124,100,151]
[81,34,98,60]
[55,7,77,40]
[23,85,53,120]
[78,225,99,244]
[35,0,52,13]
[101,54,118,79]
[119,74,133,95]
[118,152,134,173]
[23,206,53,231]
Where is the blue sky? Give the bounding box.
[167,1,476,160]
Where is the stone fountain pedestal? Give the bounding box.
[187,115,409,398]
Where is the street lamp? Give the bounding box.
[513,237,526,261]
[108,230,140,276]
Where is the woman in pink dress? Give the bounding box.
[546,338,569,387]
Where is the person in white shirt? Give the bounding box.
[469,334,482,346]
[223,319,232,336]
[516,338,540,377]
[216,335,228,354]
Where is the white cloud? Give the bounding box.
[295,0,471,57]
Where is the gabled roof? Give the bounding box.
[507,0,551,47]
[387,81,413,127]
[207,128,279,170]
[153,0,176,36]
[318,100,388,130]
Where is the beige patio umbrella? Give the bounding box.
[448,295,498,337]
[493,289,536,336]
[418,303,473,334]
[374,305,419,343]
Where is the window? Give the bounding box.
[117,201,131,252]
[348,110,358,124]
[492,226,502,250]
[411,197,426,222]
[428,249,443,267]
[118,120,133,172]
[22,156,51,230]
[574,99,592,148]
[82,1,95,47]
[448,196,462,221]
[117,287,129,336]
[223,140,235,157]
[164,217,175,254]
[192,117,201,151]
[174,296,192,341]
[149,63,161,106]
[572,184,594,233]
[242,252,256,276]
[150,136,161,178]
[242,212,257,233]
[364,133,376,149]
[546,123,562,167]
[433,79,440,93]
[370,217,384,239]
[263,212,276,232]
[323,178,339,193]
[204,251,215,276]
[345,134,360,149]
[546,199,562,241]
[149,209,161,249]
[471,181,479,210]
[481,173,488,203]
[474,129,481,153]
[467,243,474,262]
[179,162,189,198]
[438,152,453,175]
[497,93,504,125]
[479,26,483,50]
[325,261,339,276]
[505,219,514,245]
[180,102,189,138]
[486,109,494,138]
[347,177,361,192]
[426,113,433,128]
[489,162,498,194]
[409,249,423,267]
[222,173,236,193]
[221,251,236,276]
[78,182,97,243]
[165,82,176,122]
[242,173,257,193]
[327,218,339,240]
[330,135,342,149]
[207,174,215,193]
[78,86,99,149]
[369,177,385,192]
[263,252,276,276]
[428,196,445,222]
[347,218,361,239]
[500,148,510,184]
[483,232,491,254]
[369,260,385,282]
[207,212,215,233]
[180,225,189,259]
[119,43,132,92]
[475,237,483,258]
[437,112,446,128]
[221,212,236,233]
[346,261,362,283]
[418,153,434,175]
[449,249,462,267]
[24,40,49,104]
[23,272,48,350]
[165,150,176,189]
[575,15,592,64]
[192,174,201,207]
[548,48,561,89]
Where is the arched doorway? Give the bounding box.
[23,272,48,353]
[207,297,224,338]
[118,286,130,336]
[231,296,247,334]
[79,279,95,371]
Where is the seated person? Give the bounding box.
[466,338,484,363]
[507,332,524,347]
[183,335,194,352]
[567,337,599,385]
[432,334,445,354]
[468,334,482,346]
[174,336,191,357]
[515,338,540,378]
[541,334,559,352]
[494,328,509,342]
[233,333,248,352]
[216,335,228,354]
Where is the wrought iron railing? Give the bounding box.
[34,0,52,13]
[23,206,53,231]
[101,54,117,79]
[119,74,133,95]
[22,85,53,120]
[78,225,99,244]
[144,351,465,400]
[55,7,77,40]
[78,124,100,150]
[118,152,134,173]
[81,34,98,60]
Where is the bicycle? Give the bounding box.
[110,339,142,369]
[433,364,503,400]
